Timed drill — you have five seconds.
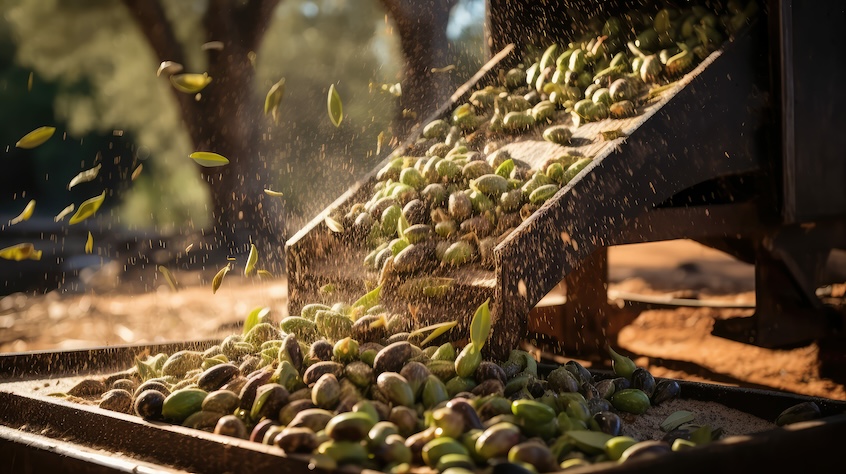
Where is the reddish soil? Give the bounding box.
[1,240,844,400]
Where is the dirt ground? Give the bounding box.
[2,240,844,401]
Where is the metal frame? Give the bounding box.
[2,342,846,473]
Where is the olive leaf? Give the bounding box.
[352,285,381,312]
[134,357,158,381]
[243,306,270,336]
[157,265,178,292]
[495,158,514,178]
[264,77,286,124]
[54,203,74,222]
[245,243,258,276]
[200,41,224,51]
[189,151,229,167]
[68,164,101,190]
[600,129,626,141]
[376,131,385,155]
[9,200,35,225]
[85,232,93,254]
[16,126,55,149]
[69,190,106,225]
[327,83,343,127]
[27,72,33,91]
[212,263,230,294]
[430,64,456,73]
[170,73,212,93]
[410,320,458,347]
[156,61,183,77]
[469,298,492,350]
[257,269,274,279]
[131,164,143,181]
[396,212,410,238]
[325,215,344,233]
[0,243,42,261]
[264,189,284,197]
[660,410,695,432]
[185,243,194,253]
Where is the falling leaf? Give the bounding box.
[185,243,194,253]
[85,232,93,254]
[264,78,286,124]
[319,283,336,295]
[189,151,229,167]
[201,41,224,51]
[16,126,55,149]
[54,204,74,222]
[0,243,42,261]
[9,200,35,225]
[69,191,106,225]
[264,189,284,197]
[156,61,183,77]
[67,164,102,190]
[257,269,274,278]
[170,73,212,93]
[131,164,143,181]
[27,72,33,91]
[212,264,230,294]
[158,265,178,292]
[376,131,386,155]
[245,243,258,276]
[410,321,458,347]
[325,215,344,233]
[431,64,456,73]
[327,84,343,127]
[469,298,492,350]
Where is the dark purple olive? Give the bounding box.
[309,340,334,362]
[198,363,239,392]
[134,389,165,420]
[651,379,681,405]
[281,334,303,371]
[133,381,170,398]
[565,360,592,385]
[476,361,507,385]
[620,441,672,462]
[587,398,613,415]
[612,377,631,392]
[592,411,622,436]
[631,368,656,398]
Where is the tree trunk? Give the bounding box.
[379,0,458,134]
[123,0,282,262]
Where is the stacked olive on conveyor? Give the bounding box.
[331,1,757,275]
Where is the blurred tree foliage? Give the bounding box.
[3,0,484,265]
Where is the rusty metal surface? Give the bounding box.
[1,342,845,473]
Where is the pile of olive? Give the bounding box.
[330,2,754,276]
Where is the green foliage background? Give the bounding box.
[0,0,484,236]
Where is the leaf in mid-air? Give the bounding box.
[212,264,230,294]
[156,61,183,77]
[157,265,178,292]
[170,73,212,93]
[16,126,55,149]
[325,215,344,233]
[69,191,106,225]
[54,203,74,222]
[257,269,274,279]
[245,244,258,276]
[131,164,143,181]
[264,77,286,124]
[264,189,284,197]
[9,200,35,225]
[469,298,492,350]
[327,84,343,127]
[0,243,42,261]
[189,151,229,167]
[85,232,93,254]
[68,164,102,190]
